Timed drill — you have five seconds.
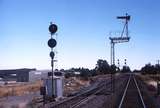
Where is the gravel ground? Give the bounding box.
[0,92,41,108]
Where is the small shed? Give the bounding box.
[44,76,64,98]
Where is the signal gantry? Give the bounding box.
[109,13,131,65]
[109,13,131,93]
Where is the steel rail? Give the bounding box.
[133,76,146,108]
[118,74,131,108]
[70,75,127,108]
[47,75,125,108]
[49,79,109,108]
[70,85,106,108]
[118,74,146,108]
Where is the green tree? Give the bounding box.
[121,66,131,73]
[96,59,110,74]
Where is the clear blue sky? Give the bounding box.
[1,0,160,70]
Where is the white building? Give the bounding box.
[29,70,49,82]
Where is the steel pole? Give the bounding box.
[51,58,54,97]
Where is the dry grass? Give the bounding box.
[0,81,42,97]
[64,77,90,96]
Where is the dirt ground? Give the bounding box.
[0,75,111,108]
[138,74,160,107]
[0,77,90,108]
[63,75,111,96]
[0,81,42,97]
[63,77,90,96]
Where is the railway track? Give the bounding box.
[43,74,158,108]
[45,75,130,108]
[45,75,127,108]
[70,86,105,108]
[47,79,108,108]
[118,74,146,108]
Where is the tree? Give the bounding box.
[79,68,91,80]
[121,66,131,73]
[141,63,157,75]
[110,64,117,74]
[96,59,110,74]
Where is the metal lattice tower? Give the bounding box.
[109,13,131,65]
[109,13,131,93]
